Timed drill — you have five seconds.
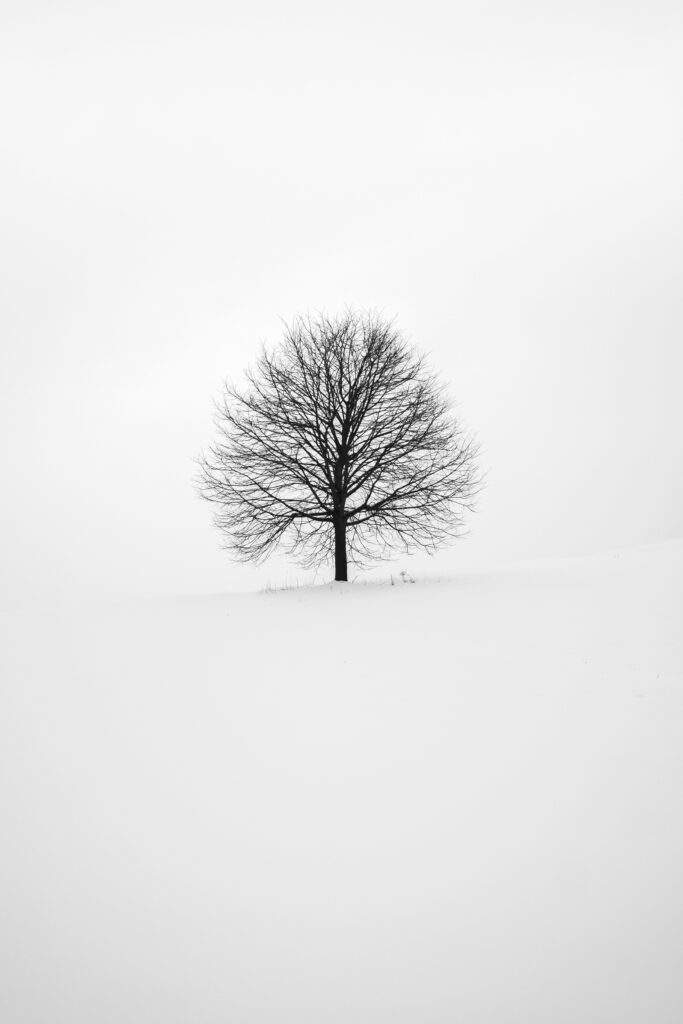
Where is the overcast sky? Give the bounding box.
[2,0,682,603]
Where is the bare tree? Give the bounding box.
[197,310,480,582]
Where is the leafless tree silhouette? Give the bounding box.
[197,311,480,581]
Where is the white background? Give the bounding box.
[2,0,682,602]
[2,9,683,1021]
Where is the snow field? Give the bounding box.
[1,542,682,1023]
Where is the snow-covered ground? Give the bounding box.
[1,541,682,1023]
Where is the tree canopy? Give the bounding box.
[198,310,480,580]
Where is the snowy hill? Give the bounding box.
[1,542,682,1023]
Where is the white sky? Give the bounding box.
[1,0,682,602]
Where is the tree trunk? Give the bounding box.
[334,515,347,581]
